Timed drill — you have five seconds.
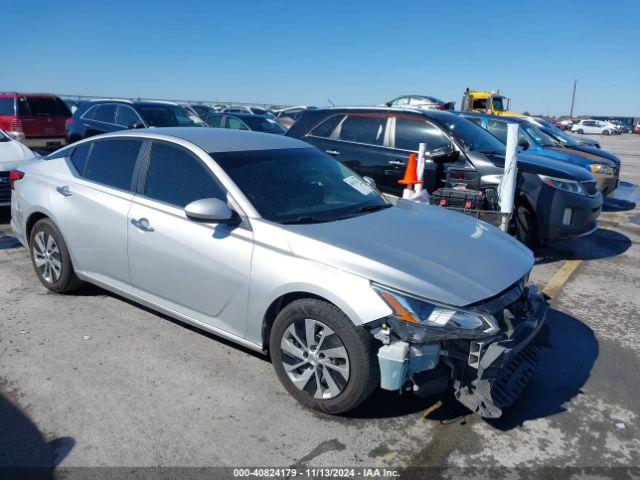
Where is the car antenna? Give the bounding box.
[327,98,335,107]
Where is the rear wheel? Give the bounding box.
[269,299,379,415]
[576,129,584,134]
[603,129,610,136]
[29,218,82,293]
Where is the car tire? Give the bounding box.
[577,129,584,134]
[29,218,83,294]
[512,203,538,247]
[269,298,379,415]
[603,130,610,136]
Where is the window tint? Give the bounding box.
[394,118,450,152]
[71,142,91,174]
[310,115,344,138]
[145,142,226,208]
[0,98,14,116]
[465,116,483,125]
[94,104,117,124]
[206,114,223,127]
[83,139,142,190]
[390,97,409,106]
[226,117,249,130]
[339,115,387,145]
[487,120,508,143]
[115,106,141,127]
[22,97,68,116]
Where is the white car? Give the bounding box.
[0,130,41,207]
[571,120,616,135]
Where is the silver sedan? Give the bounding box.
[10,128,546,416]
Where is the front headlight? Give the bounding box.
[372,284,499,343]
[590,164,613,175]
[538,175,587,196]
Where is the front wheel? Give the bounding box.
[269,299,379,415]
[603,129,610,136]
[511,203,538,246]
[576,129,584,134]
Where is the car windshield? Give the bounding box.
[137,105,204,127]
[243,116,286,134]
[213,148,388,224]
[521,123,561,147]
[440,114,506,155]
[540,127,579,147]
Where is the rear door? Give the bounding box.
[82,104,120,137]
[322,113,401,193]
[127,140,253,337]
[17,96,70,142]
[51,137,144,290]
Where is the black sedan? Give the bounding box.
[202,112,286,134]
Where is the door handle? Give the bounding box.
[387,160,405,166]
[131,218,154,232]
[56,186,72,197]
[325,149,340,156]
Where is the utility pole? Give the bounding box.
[569,80,577,118]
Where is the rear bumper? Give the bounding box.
[22,137,66,149]
[452,292,549,418]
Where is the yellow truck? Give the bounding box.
[461,88,520,117]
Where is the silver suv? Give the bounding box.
[10,128,548,417]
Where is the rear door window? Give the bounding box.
[309,115,345,138]
[339,115,387,146]
[0,98,15,116]
[94,104,117,124]
[83,139,142,191]
[71,142,92,174]
[206,115,223,127]
[115,106,141,127]
[226,117,249,130]
[394,117,450,151]
[144,142,226,208]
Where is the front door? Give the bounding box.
[127,140,253,337]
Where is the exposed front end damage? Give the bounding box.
[373,279,549,418]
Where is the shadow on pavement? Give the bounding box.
[535,227,631,264]
[602,181,638,212]
[0,390,74,478]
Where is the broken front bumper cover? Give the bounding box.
[452,293,549,418]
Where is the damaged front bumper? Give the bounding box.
[375,285,549,419]
[451,292,548,418]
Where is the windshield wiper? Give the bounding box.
[356,204,392,214]
[281,216,332,225]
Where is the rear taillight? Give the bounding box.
[10,170,25,189]
[10,118,23,133]
[65,118,74,129]
[436,104,447,110]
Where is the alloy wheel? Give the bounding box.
[280,318,350,399]
[33,231,62,283]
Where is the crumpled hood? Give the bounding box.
[569,145,620,167]
[280,201,533,307]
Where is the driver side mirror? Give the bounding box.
[518,139,530,151]
[431,142,460,162]
[184,198,238,223]
[128,121,145,129]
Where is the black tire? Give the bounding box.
[29,218,83,293]
[269,298,379,415]
[603,129,610,136]
[511,203,538,247]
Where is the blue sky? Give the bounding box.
[2,0,638,116]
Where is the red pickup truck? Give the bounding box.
[0,92,70,150]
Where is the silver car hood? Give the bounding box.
[280,201,533,307]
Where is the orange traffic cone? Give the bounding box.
[398,153,423,185]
